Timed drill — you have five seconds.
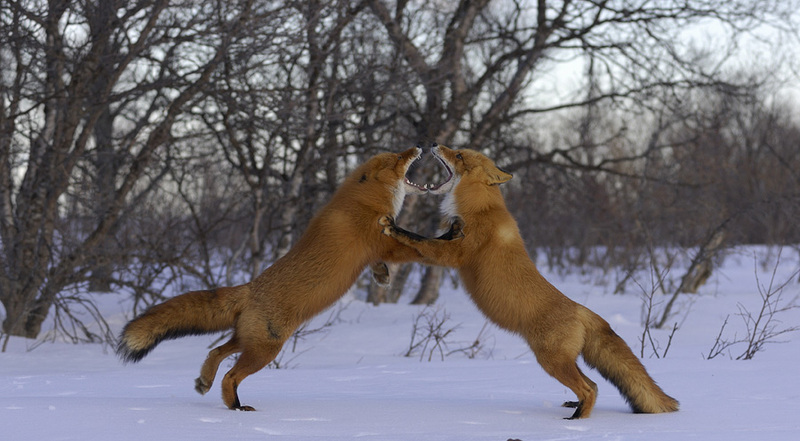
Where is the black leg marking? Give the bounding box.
[267,321,281,340]
[389,220,430,242]
[231,381,256,411]
[565,402,584,420]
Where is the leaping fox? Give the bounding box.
[381,145,679,419]
[117,147,461,410]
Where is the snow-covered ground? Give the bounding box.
[2,247,799,440]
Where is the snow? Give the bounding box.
[2,247,800,440]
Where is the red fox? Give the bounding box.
[117,147,461,411]
[380,145,679,419]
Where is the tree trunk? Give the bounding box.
[679,230,726,294]
[88,105,116,293]
[79,0,117,293]
[411,266,443,305]
[1,295,33,338]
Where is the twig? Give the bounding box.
[705,249,800,360]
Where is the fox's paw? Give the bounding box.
[448,216,465,239]
[378,215,394,228]
[378,215,396,236]
[436,216,464,241]
[195,377,210,395]
[371,262,391,286]
[562,400,589,419]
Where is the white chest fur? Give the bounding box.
[440,190,458,219]
[391,184,406,218]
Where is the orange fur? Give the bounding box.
[381,145,679,419]
[117,148,435,411]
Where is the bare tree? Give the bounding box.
[195,0,375,281]
[362,0,799,302]
[0,0,271,340]
[365,0,549,303]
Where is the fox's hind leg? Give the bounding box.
[221,340,284,411]
[540,357,597,419]
[196,335,240,395]
[370,262,391,286]
[529,340,598,419]
[560,369,599,414]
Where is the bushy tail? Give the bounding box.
[116,285,248,363]
[582,314,679,414]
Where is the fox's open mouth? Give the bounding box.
[402,147,454,194]
[425,152,453,192]
[403,149,428,193]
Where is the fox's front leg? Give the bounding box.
[378,215,464,242]
[378,216,464,267]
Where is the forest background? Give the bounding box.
[2,0,800,347]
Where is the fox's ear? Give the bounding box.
[486,165,512,185]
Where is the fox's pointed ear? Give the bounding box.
[487,165,513,185]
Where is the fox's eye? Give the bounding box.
[397,155,403,160]
[456,153,463,160]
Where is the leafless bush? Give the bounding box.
[446,321,495,360]
[405,306,457,361]
[44,292,115,347]
[620,238,721,331]
[405,306,493,361]
[706,252,800,360]
[9,289,116,353]
[635,262,679,359]
[653,238,726,329]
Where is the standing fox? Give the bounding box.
[380,145,679,419]
[117,147,461,411]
